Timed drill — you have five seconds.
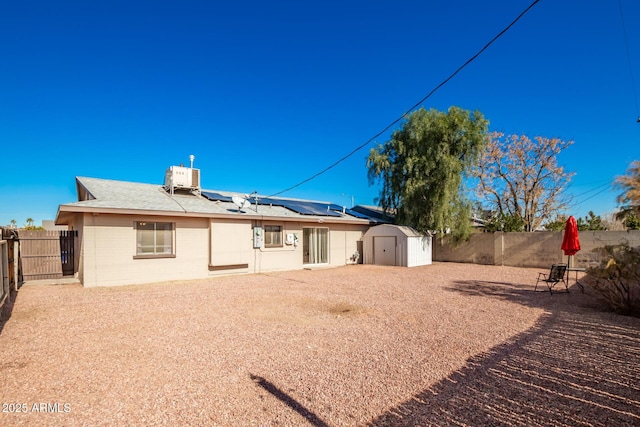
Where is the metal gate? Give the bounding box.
[60,231,76,276]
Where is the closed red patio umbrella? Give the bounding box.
[561,215,580,267]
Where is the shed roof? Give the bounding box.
[363,224,428,238]
[56,177,383,225]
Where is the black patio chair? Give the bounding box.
[535,263,568,294]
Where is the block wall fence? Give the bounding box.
[433,230,640,269]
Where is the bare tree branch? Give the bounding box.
[472,132,574,231]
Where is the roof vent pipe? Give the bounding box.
[189,154,195,169]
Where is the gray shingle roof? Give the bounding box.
[57,177,378,223]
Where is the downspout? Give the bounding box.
[340,209,348,264]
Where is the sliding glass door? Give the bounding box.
[303,227,328,264]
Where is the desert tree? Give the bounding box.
[472,132,574,232]
[545,211,606,231]
[367,106,488,240]
[577,211,606,231]
[601,212,627,231]
[615,160,640,229]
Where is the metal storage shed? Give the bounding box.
[362,224,432,267]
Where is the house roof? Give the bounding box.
[55,177,385,225]
[351,205,395,222]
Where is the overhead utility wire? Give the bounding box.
[571,181,612,199]
[569,184,614,208]
[268,0,542,198]
[566,182,614,210]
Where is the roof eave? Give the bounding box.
[54,204,374,225]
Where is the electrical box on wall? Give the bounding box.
[285,233,294,245]
[253,226,263,248]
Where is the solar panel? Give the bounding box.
[343,208,370,219]
[258,197,343,217]
[201,191,233,202]
[256,197,281,207]
[202,192,374,220]
[285,200,343,217]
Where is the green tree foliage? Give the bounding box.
[576,211,606,231]
[367,106,488,240]
[473,132,574,232]
[22,218,44,230]
[622,214,640,230]
[484,212,526,232]
[544,215,568,231]
[615,160,640,230]
[545,212,606,231]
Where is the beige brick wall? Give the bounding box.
[329,224,367,266]
[434,230,640,269]
[246,222,366,273]
[500,232,564,268]
[81,214,210,287]
[433,233,495,265]
[77,213,368,287]
[573,231,640,267]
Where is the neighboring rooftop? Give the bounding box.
[351,205,395,222]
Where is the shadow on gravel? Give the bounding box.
[250,374,330,427]
[0,290,18,336]
[367,280,640,427]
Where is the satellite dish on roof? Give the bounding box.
[232,195,250,212]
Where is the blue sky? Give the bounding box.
[2,0,639,227]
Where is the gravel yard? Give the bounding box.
[1,263,638,426]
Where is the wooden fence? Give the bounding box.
[18,230,77,281]
[1,240,9,308]
[0,228,19,310]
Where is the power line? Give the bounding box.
[565,178,611,188]
[268,0,542,198]
[571,181,612,199]
[568,183,615,209]
[574,185,613,206]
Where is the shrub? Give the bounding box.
[584,243,640,317]
[484,213,525,232]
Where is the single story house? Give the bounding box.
[55,166,385,287]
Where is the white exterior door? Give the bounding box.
[374,236,396,266]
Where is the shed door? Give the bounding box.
[374,236,396,266]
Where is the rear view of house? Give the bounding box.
[55,164,383,287]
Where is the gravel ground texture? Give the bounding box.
[0,262,639,426]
